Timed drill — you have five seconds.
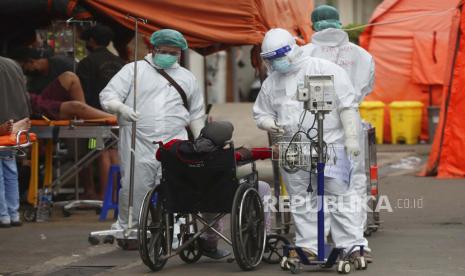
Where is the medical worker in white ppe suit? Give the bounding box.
[253,28,366,259]
[302,5,375,262]
[100,29,205,243]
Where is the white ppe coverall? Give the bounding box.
[302,28,375,243]
[253,55,367,253]
[301,28,375,104]
[100,54,205,231]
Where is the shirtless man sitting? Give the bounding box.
[28,71,113,120]
[10,47,113,120]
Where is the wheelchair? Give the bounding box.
[137,140,267,271]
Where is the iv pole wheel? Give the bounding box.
[88,235,100,245]
[337,260,352,274]
[289,260,301,274]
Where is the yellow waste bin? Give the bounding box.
[389,101,424,144]
[359,101,385,144]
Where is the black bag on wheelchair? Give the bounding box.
[158,141,238,213]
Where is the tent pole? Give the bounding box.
[433,5,463,173]
[428,85,433,107]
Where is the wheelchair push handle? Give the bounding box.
[223,140,234,149]
[153,140,164,146]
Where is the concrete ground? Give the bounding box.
[1,144,465,276]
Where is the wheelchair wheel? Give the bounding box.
[179,233,203,264]
[262,234,290,264]
[138,188,172,271]
[231,183,266,271]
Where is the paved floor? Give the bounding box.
[2,145,465,276]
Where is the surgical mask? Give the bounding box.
[153,53,178,69]
[271,57,293,73]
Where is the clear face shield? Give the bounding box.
[260,45,293,74]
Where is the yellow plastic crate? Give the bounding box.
[389,101,424,144]
[360,101,385,144]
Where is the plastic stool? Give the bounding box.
[99,165,121,221]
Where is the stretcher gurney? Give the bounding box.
[0,131,38,221]
[26,117,118,219]
[0,131,36,155]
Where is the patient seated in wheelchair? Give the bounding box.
[155,121,273,259]
[156,121,272,162]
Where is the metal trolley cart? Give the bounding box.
[364,126,381,236]
[278,75,367,274]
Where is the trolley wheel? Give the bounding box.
[88,235,100,245]
[289,260,301,274]
[103,235,114,244]
[137,188,172,272]
[280,257,290,271]
[231,183,266,271]
[262,234,290,264]
[354,256,367,270]
[337,260,352,274]
[179,234,203,264]
[62,207,71,217]
[23,206,36,222]
[364,229,372,237]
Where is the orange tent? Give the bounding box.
[84,0,313,52]
[423,4,465,178]
[360,0,461,142]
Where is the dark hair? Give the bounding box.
[80,24,114,46]
[8,47,51,61]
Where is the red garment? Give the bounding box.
[29,79,71,119]
[156,139,271,162]
[155,139,181,161]
[235,147,271,161]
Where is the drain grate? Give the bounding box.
[48,265,114,276]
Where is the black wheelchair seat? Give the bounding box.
[159,141,238,213]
